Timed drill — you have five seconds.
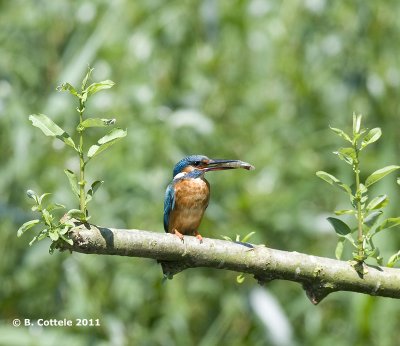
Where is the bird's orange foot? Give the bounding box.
[194,231,203,243]
[173,229,185,243]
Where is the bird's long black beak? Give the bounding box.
[203,159,255,172]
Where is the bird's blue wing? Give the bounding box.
[163,182,175,232]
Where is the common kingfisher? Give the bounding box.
[163,155,254,242]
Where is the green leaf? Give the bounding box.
[366,195,388,211]
[85,80,115,97]
[241,231,256,243]
[17,219,40,237]
[38,192,51,205]
[42,209,53,226]
[29,114,76,149]
[87,128,127,159]
[49,229,60,241]
[344,234,357,248]
[56,82,79,97]
[49,242,57,254]
[59,226,71,235]
[329,126,352,143]
[361,128,382,149]
[60,219,75,229]
[387,250,400,268]
[67,209,86,221]
[47,203,66,212]
[344,233,357,249]
[353,113,362,134]
[77,118,116,131]
[334,209,356,215]
[316,171,352,195]
[81,67,94,91]
[376,217,400,232]
[26,189,37,200]
[333,147,356,165]
[327,217,352,235]
[359,183,368,195]
[98,128,126,145]
[29,235,40,246]
[221,235,233,241]
[365,165,400,187]
[335,238,345,260]
[64,169,80,200]
[236,274,245,284]
[60,233,73,245]
[86,180,104,204]
[364,211,383,229]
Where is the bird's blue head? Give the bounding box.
[172,154,255,178]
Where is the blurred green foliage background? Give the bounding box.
[1,1,400,345]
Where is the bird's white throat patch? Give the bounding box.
[173,172,187,180]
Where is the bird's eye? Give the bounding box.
[193,161,201,166]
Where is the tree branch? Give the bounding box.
[60,223,400,304]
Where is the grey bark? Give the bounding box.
[60,223,400,304]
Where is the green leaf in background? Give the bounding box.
[17,219,40,237]
[85,80,115,96]
[77,118,116,131]
[335,238,345,260]
[56,82,79,97]
[361,128,382,149]
[86,180,104,204]
[316,171,352,195]
[87,128,127,159]
[376,217,400,233]
[366,195,388,211]
[64,169,80,200]
[327,217,352,235]
[329,126,352,143]
[365,165,400,187]
[29,114,76,150]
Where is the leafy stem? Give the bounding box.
[78,81,87,215]
[19,66,127,250]
[317,113,400,269]
[352,133,364,261]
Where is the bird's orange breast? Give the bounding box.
[168,177,210,235]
